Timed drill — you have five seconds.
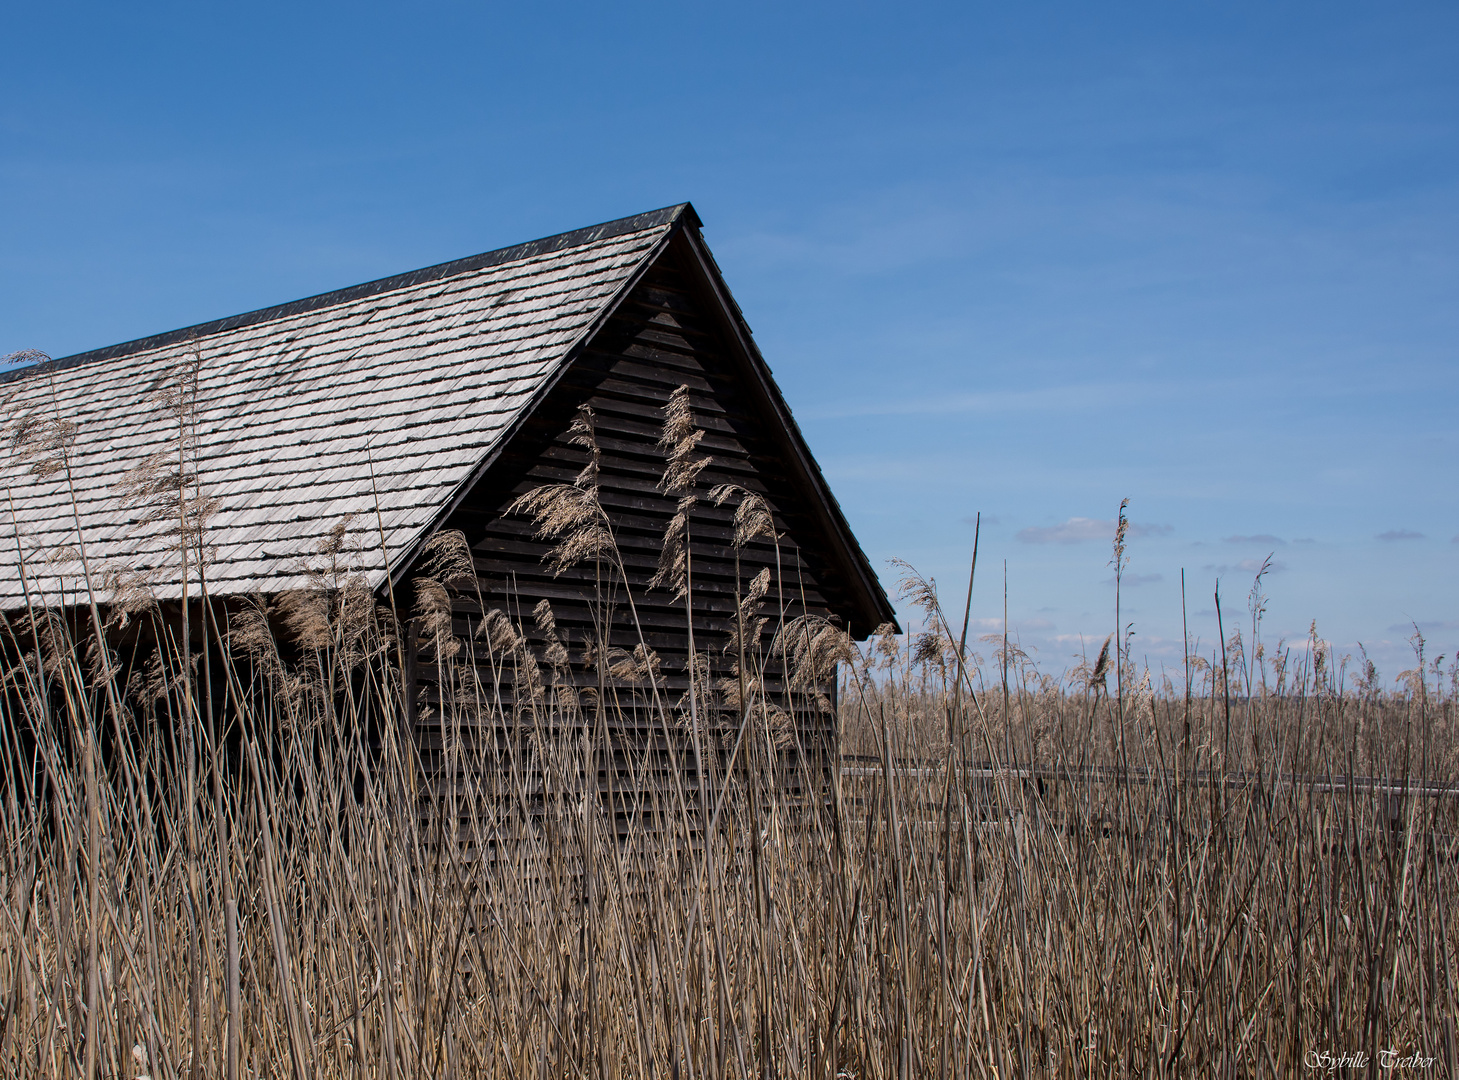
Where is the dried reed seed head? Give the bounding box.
[567,404,597,449]
[658,385,698,448]
[277,588,335,652]
[724,608,770,661]
[659,386,712,497]
[567,405,601,488]
[716,670,765,710]
[139,645,173,704]
[532,599,558,637]
[651,502,692,598]
[722,567,773,657]
[651,388,713,589]
[82,633,120,684]
[608,650,640,682]
[228,603,281,665]
[101,564,160,630]
[0,348,49,367]
[710,483,778,547]
[873,622,899,662]
[661,439,710,495]
[1397,666,1425,696]
[607,643,661,683]
[715,674,739,706]
[1407,622,1427,660]
[44,543,80,565]
[156,348,204,408]
[765,702,795,748]
[509,483,616,574]
[477,608,521,653]
[911,630,952,671]
[1091,634,1113,687]
[413,577,451,619]
[518,649,544,700]
[778,615,855,694]
[546,525,616,576]
[734,495,776,548]
[6,411,78,479]
[113,451,210,529]
[890,558,941,622]
[1111,497,1131,571]
[319,514,357,559]
[416,528,475,585]
[511,485,604,537]
[633,643,661,680]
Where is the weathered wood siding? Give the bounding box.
[409,237,864,813]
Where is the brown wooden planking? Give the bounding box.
[409,243,852,806]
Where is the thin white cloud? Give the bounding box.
[1223,534,1285,546]
[1202,559,1288,575]
[1017,517,1172,544]
[1278,636,1334,654]
[1387,620,1459,633]
[963,616,1057,632]
[799,381,1181,421]
[1376,529,1424,541]
[1103,572,1163,587]
[1239,558,1284,574]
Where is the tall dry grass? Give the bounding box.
[0,370,1455,1077]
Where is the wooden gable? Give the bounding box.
[406,226,896,784]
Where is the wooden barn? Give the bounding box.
[0,203,895,808]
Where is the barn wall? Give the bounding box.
[409,240,860,809]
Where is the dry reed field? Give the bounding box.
[1,381,1456,1079]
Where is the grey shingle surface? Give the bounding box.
[1,211,678,610]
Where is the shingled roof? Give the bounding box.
[0,206,691,610]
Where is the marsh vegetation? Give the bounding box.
[0,374,1454,1078]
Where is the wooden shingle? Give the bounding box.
[1,207,684,608]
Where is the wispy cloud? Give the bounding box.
[800,382,1173,421]
[1202,559,1288,575]
[1243,558,1286,573]
[1104,573,1163,587]
[1376,529,1424,541]
[1017,517,1172,544]
[1387,620,1459,633]
[1281,636,1333,654]
[1223,534,1285,546]
[963,616,1057,633]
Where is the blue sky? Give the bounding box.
[3,1,1455,681]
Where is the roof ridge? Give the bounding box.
[1,202,698,385]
